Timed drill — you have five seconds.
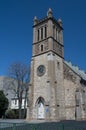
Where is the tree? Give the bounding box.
[8,62,30,118]
[0,90,9,118]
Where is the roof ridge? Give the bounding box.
[64,61,86,81]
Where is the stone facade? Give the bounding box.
[64,62,86,120]
[27,8,86,121]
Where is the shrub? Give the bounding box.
[5,109,16,119]
[0,90,9,118]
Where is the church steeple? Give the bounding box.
[27,8,65,121]
[32,8,64,58]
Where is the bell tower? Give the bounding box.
[27,8,65,121]
[33,8,64,58]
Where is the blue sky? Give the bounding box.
[0,0,86,76]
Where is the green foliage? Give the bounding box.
[5,109,16,119]
[0,90,9,118]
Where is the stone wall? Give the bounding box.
[63,62,86,120]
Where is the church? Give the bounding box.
[26,8,86,121]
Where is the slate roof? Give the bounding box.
[64,61,86,81]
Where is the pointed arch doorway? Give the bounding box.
[36,97,45,119]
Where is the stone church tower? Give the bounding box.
[27,8,66,121]
[27,8,86,121]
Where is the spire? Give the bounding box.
[47,8,53,18]
[58,18,62,27]
[34,16,38,25]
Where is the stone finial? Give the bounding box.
[34,16,38,25]
[47,8,53,18]
[58,18,62,27]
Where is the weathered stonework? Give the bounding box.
[63,62,86,120]
[27,9,86,122]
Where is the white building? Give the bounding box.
[0,76,28,110]
[11,97,27,109]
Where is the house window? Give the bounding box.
[15,99,17,105]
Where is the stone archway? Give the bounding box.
[36,97,45,119]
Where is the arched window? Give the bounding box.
[57,61,60,69]
[45,26,47,38]
[75,89,82,119]
[56,28,58,41]
[41,44,43,52]
[41,28,43,40]
[37,97,44,105]
[38,29,39,41]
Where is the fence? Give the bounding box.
[0,121,86,130]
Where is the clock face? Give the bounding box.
[37,65,45,76]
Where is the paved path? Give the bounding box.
[0,119,26,123]
[0,119,46,124]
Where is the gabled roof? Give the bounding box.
[64,61,86,81]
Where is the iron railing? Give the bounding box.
[0,121,86,130]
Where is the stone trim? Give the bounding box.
[32,50,64,59]
[65,105,76,108]
[33,17,63,30]
[33,36,64,47]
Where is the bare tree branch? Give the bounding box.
[8,62,30,118]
